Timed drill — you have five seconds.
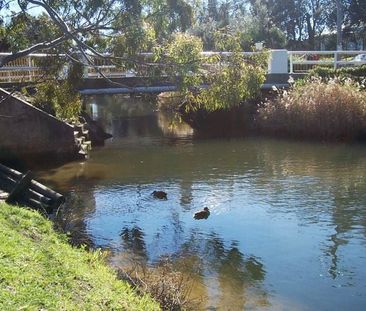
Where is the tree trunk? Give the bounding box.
[336,0,343,50]
[306,13,315,50]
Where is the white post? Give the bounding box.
[289,52,293,74]
[334,51,338,70]
[28,56,32,82]
[268,50,289,74]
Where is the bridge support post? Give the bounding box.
[268,50,288,74]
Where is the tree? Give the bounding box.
[190,0,286,50]
[251,0,332,49]
[0,0,194,68]
[345,0,366,45]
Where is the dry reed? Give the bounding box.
[258,77,366,141]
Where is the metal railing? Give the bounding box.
[0,53,60,82]
[288,50,366,74]
[1,50,365,83]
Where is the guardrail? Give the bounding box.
[288,50,366,74]
[0,53,61,82]
[0,50,365,83]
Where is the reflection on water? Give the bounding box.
[38,95,366,310]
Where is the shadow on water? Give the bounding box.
[36,95,366,310]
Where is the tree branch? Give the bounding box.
[0,35,68,67]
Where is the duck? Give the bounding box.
[193,207,210,220]
[152,190,167,200]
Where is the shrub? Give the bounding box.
[258,78,366,141]
[308,65,366,88]
[118,259,199,310]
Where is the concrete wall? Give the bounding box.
[0,88,77,160]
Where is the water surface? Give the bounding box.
[38,95,366,310]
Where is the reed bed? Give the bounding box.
[258,78,366,141]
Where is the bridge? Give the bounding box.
[0,50,365,94]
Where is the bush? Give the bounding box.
[118,259,199,311]
[308,65,366,88]
[258,78,366,141]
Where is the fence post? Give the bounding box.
[289,52,293,74]
[28,56,32,82]
[334,51,338,70]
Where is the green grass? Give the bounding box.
[0,202,160,311]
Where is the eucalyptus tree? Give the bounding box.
[250,0,332,49]
[190,0,286,50]
[0,0,194,68]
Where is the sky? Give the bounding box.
[2,1,44,22]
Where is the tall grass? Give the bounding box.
[258,78,366,141]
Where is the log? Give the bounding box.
[0,170,17,184]
[0,163,20,179]
[27,198,53,213]
[0,171,17,192]
[29,179,64,205]
[6,171,33,204]
[25,188,53,205]
[0,190,8,200]
[0,163,64,205]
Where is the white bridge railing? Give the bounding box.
[0,50,365,83]
[288,50,366,74]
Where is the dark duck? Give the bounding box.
[193,207,210,220]
[152,191,167,200]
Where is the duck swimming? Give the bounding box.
[152,191,167,200]
[193,207,210,220]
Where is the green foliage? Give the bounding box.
[33,81,82,121]
[0,202,160,310]
[190,2,287,51]
[112,22,156,57]
[34,55,67,79]
[212,29,242,51]
[196,51,267,111]
[258,77,366,141]
[5,12,61,52]
[67,61,86,91]
[143,0,194,40]
[157,33,204,93]
[31,56,84,121]
[157,32,267,112]
[308,65,366,88]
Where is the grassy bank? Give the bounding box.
[0,202,159,311]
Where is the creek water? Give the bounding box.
[37,95,366,310]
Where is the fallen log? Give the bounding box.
[0,163,64,213]
[6,171,33,204]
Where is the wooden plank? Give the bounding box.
[6,171,33,204]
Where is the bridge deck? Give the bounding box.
[0,73,293,94]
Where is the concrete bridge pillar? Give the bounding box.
[268,50,288,74]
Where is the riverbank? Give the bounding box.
[0,202,159,310]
